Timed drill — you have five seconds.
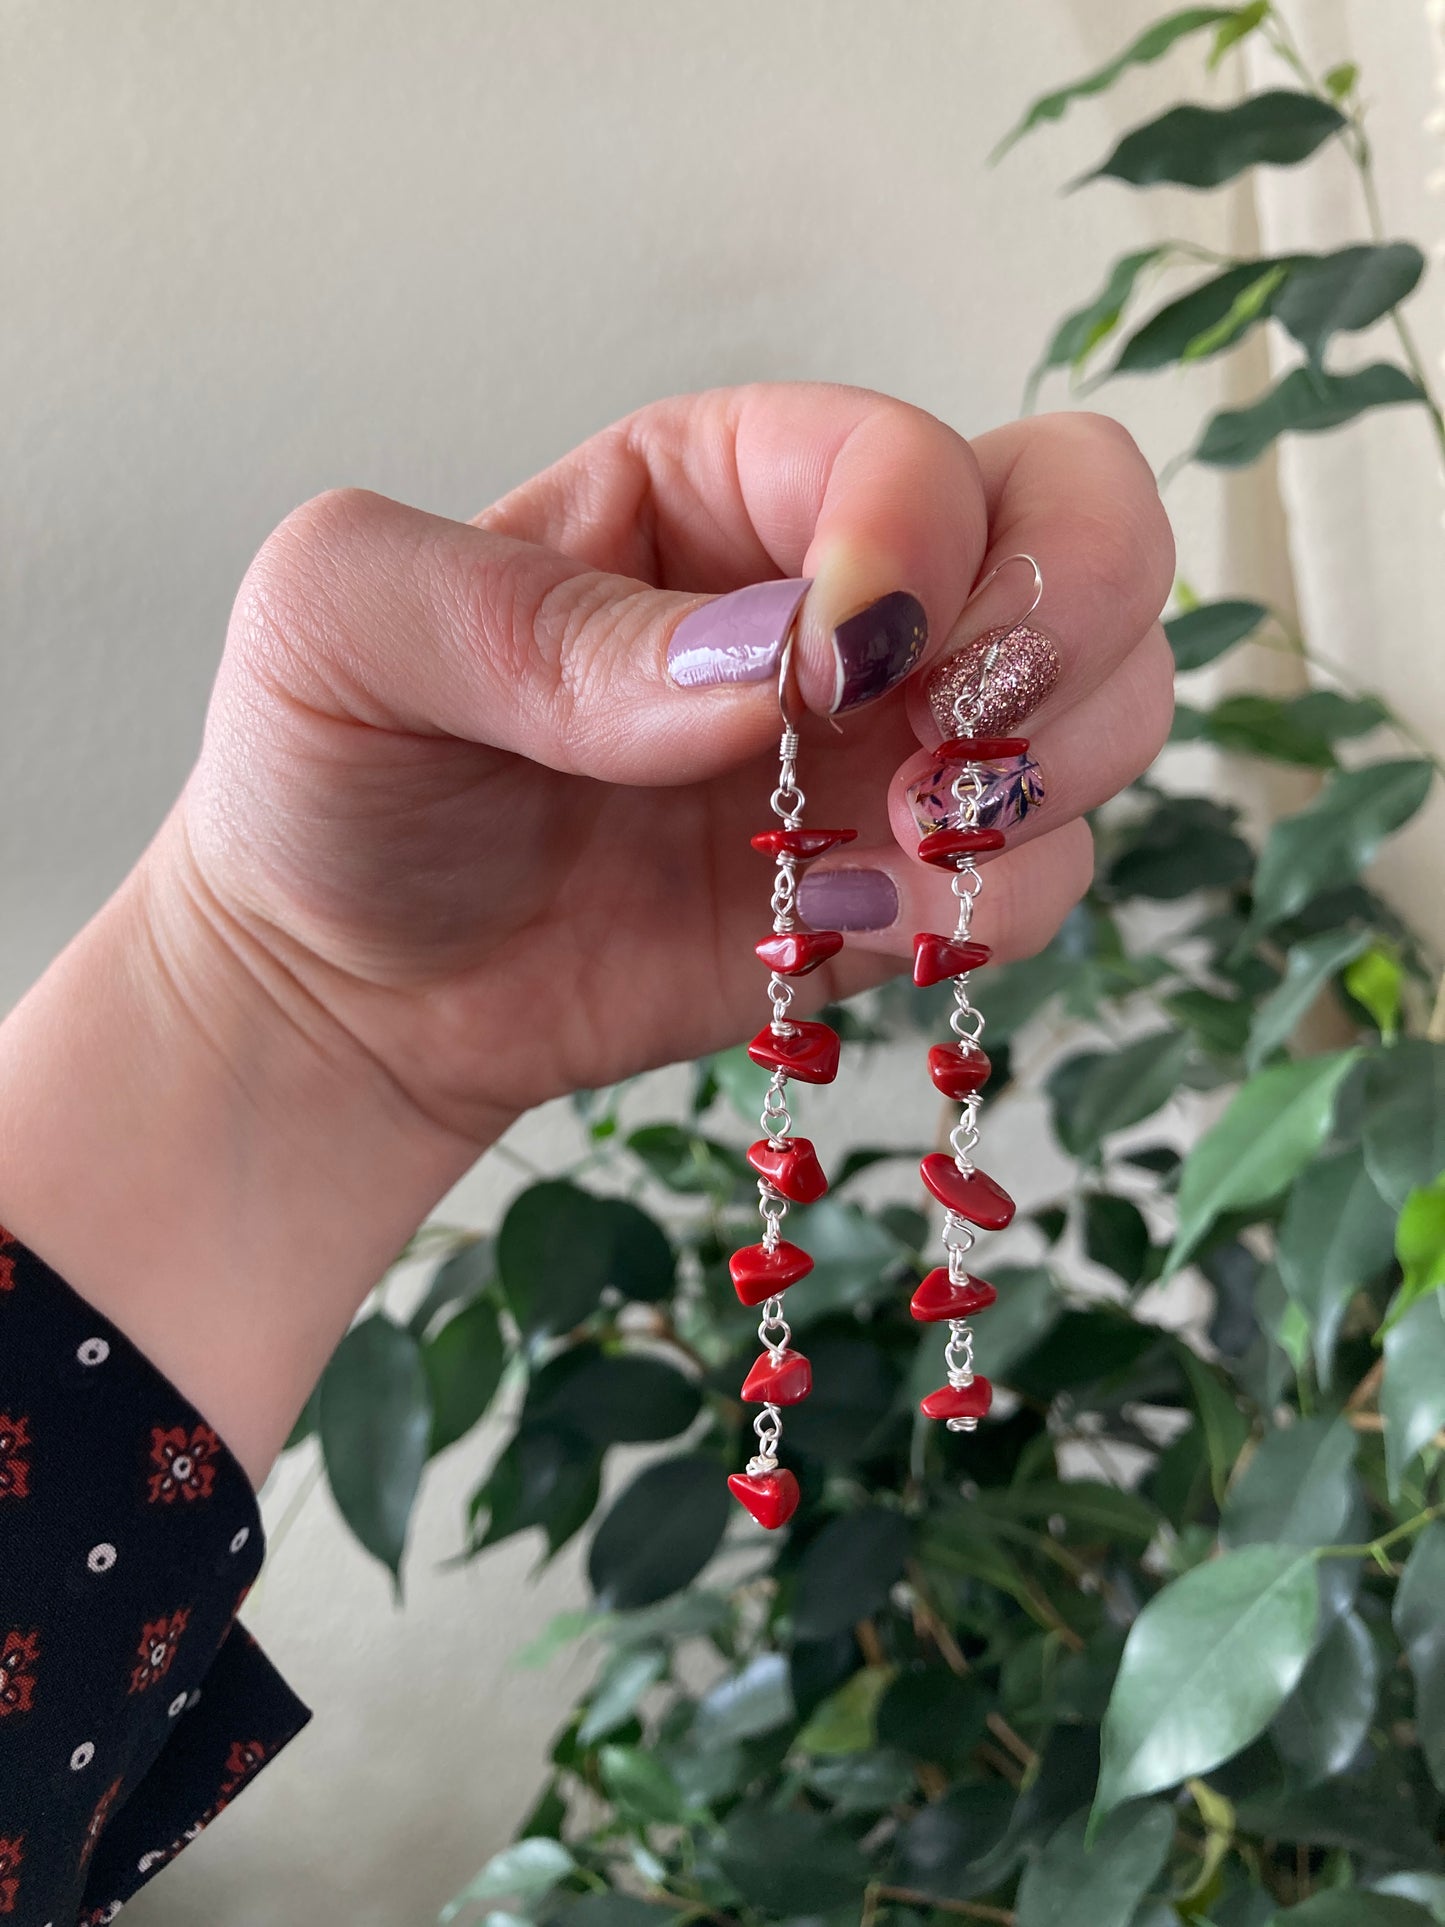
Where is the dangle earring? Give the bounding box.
[910,556,1043,1435]
[727,623,855,1532]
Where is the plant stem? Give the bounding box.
[1321,1503,1444,1562]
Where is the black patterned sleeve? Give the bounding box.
[0,1227,310,1926]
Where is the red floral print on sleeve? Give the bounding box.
[146,1423,220,1505]
[0,1834,21,1914]
[127,1609,191,1696]
[0,1417,30,1501]
[0,1632,38,1719]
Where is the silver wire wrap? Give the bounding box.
[748,721,807,1474]
[931,636,1011,1433]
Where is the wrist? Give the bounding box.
[0,814,484,1485]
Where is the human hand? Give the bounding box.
[0,383,1173,1477]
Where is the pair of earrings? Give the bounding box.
[725,558,1043,1530]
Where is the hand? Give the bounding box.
[0,384,1173,1479]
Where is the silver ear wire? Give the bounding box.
[964,551,1043,629]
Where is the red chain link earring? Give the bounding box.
[727,618,855,1532]
[911,556,1043,1437]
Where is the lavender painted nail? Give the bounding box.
[831,591,928,713]
[667,577,812,688]
[796,867,900,933]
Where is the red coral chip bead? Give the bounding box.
[919,1155,1017,1229]
[917,827,1008,868]
[746,1136,829,1204]
[747,1021,841,1085]
[729,1240,815,1306]
[910,1268,999,1322]
[935,735,1030,761]
[755,929,845,976]
[728,1467,800,1529]
[912,933,993,988]
[927,1043,992,1098]
[920,1377,994,1423]
[741,1349,813,1405]
[750,828,858,861]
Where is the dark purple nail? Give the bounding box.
[906,752,1046,837]
[667,578,811,688]
[796,867,900,933]
[831,591,928,713]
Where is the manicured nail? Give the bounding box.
[831,591,928,714]
[907,751,1046,838]
[796,867,900,933]
[924,625,1061,737]
[667,577,811,688]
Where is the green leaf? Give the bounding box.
[1105,796,1254,900]
[1165,988,1253,1059]
[976,1478,1161,1549]
[1196,363,1424,468]
[790,1200,905,1321]
[1194,689,1390,766]
[1177,1345,1251,1504]
[692,1652,794,1745]
[1382,1290,1445,1498]
[1245,927,1372,1070]
[1027,247,1170,401]
[796,1665,894,1755]
[1164,1051,1359,1275]
[524,1349,700,1446]
[577,1643,668,1745]
[598,1744,688,1824]
[1094,1544,1320,1823]
[1049,1030,1192,1161]
[1084,1193,1152,1287]
[1277,1146,1398,1386]
[1117,261,1286,372]
[424,1296,507,1455]
[1270,1607,1379,1784]
[470,1424,601,1557]
[785,1329,900,1462]
[877,1665,988,1768]
[706,1042,774,1124]
[587,1455,730,1609]
[409,1236,494,1338]
[1086,91,1346,191]
[992,8,1239,156]
[1016,1802,1175,1927]
[1262,1897,1437,1927]
[1220,1417,1360,1551]
[803,1747,917,1814]
[441,1838,577,1921]
[1324,61,1360,101]
[1344,942,1405,1040]
[1274,242,1426,364]
[1165,598,1269,671]
[1364,1041,1445,1209]
[895,1782,1018,1903]
[497,1182,676,1336]
[1394,1523,1445,1794]
[793,1506,912,1639]
[318,1315,432,1585]
[978,1263,1065,1380]
[626,1122,747,1196]
[717,1804,868,1915]
[1209,0,1269,63]
[1386,1176,1445,1330]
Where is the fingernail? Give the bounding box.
[924,625,1061,738]
[796,867,900,933]
[831,591,928,714]
[667,577,811,688]
[907,751,1047,838]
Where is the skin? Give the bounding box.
[0,383,1174,1486]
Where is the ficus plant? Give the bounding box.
[285,9,1445,1925]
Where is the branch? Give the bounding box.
[870,1888,1014,1924]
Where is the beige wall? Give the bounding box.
[1,2,1441,1922]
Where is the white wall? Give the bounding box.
[1,2,1441,1922]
